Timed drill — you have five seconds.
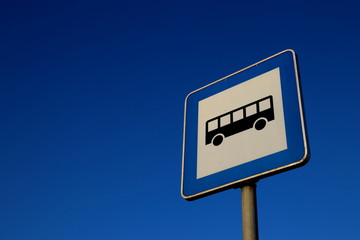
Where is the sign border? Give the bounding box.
[181,49,310,200]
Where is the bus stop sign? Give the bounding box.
[181,50,310,200]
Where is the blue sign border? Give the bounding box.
[181,50,310,200]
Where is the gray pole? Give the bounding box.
[241,183,259,240]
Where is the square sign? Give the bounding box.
[181,49,310,200]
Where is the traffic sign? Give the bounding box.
[181,49,310,200]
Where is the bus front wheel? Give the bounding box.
[254,118,267,130]
[212,134,224,146]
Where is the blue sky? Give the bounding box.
[1,0,360,239]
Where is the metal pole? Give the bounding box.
[241,183,259,240]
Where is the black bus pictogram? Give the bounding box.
[205,95,275,146]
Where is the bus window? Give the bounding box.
[246,104,257,117]
[259,98,271,111]
[233,109,244,121]
[220,114,231,127]
[207,119,218,132]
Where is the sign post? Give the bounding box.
[181,49,309,201]
[241,183,258,240]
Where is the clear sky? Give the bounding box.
[1,0,360,239]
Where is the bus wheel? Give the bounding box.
[254,118,267,130]
[212,134,224,146]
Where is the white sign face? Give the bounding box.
[196,68,287,179]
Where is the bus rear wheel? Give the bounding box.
[212,134,224,146]
[254,118,267,130]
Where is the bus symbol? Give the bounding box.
[205,95,275,146]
